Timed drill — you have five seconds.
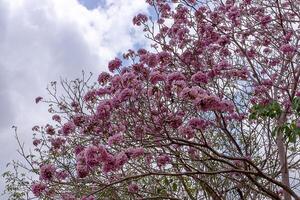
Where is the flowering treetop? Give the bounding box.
[3,0,300,199]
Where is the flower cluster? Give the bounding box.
[108,58,122,72]
[133,13,148,26]
[39,164,56,181]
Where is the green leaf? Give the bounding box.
[276,122,300,143]
[163,177,169,185]
[250,101,282,120]
[292,97,300,114]
[272,127,278,136]
[172,182,178,191]
[249,112,257,120]
[160,189,167,195]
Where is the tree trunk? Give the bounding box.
[277,115,291,200]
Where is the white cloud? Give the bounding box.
[0,0,148,193]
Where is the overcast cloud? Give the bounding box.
[0,0,148,193]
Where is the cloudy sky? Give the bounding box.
[0,0,148,193]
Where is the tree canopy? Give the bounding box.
[3,0,300,199]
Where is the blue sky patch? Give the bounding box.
[78,0,105,10]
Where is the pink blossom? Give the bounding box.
[146,53,158,68]
[158,3,171,18]
[241,67,250,79]
[137,48,147,55]
[193,94,221,111]
[269,58,280,66]
[84,89,97,102]
[76,164,89,178]
[45,125,55,135]
[98,145,109,162]
[188,147,198,159]
[187,0,196,4]
[76,151,86,165]
[108,58,122,72]
[167,72,186,83]
[132,63,146,74]
[166,114,183,129]
[84,145,101,167]
[74,145,84,156]
[61,122,76,136]
[157,51,172,66]
[178,125,195,139]
[188,118,209,130]
[218,60,231,70]
[261,79,273,86]
[219,99,235,113]
[55,170,68,180]
[108,133,124,146]
[134,126,144,139]
[115,151,129,168]
[246,48,256,58]
[217,36,230,46]
[32,125,40,131]
[71,101,79,108]
[82,196,95,200]
[97,88,111,97]
[157,154,171,167]
[149,71,166,84]
[254,85,268,95]
[180,87,206,100]
[147,86,161,97]
[98,72,111,85]
[52,114,61,123]
[179,87,193,100]
[173,80,187,90]
[280,44,296,54]
[227,6,240,22]
[260,15,272,26]
[117,88,133,102]
[227,113,245,121]
[39,164,56,181]
[33,139,41,146]
[72,114,86,126]
[128,183,139,193]
[126,147,145,159]
[284,31,293,42]
[102,154,116,173]
[121,71,136,84]
[96,100,113,118]
[133,13,148,26]
[35,96,43,104]
[120,67,131,75]
[31,182,46,197]
[61,193,76,200]
[191,71,208,84]
[50,137,65,149]
[145,153,153,165]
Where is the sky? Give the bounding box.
[0,0,149,194]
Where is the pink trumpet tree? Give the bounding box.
[4,0,300,199]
